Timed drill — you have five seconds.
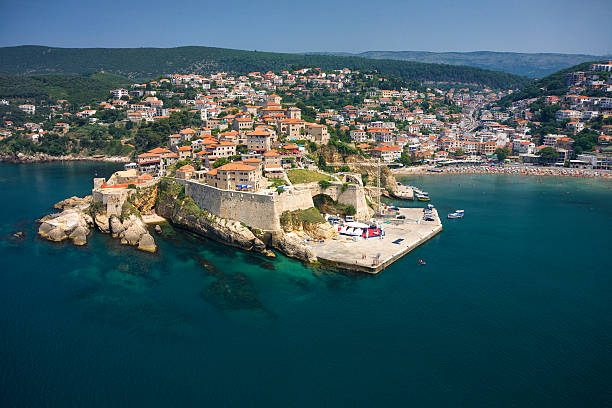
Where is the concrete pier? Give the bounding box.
[307,208,442,274]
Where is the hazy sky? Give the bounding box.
[1,0,611,55]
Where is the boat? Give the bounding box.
[418,259,426,265]
[416,193,430,202]
[447,210,464,219]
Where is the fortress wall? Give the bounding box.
[178,180,282,231]
[276,187,315,213]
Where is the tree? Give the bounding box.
[399,150,412,166]
[495,147,510,161]
[212,157,230,168]
[454,148,466,157]
[537,147,559,162]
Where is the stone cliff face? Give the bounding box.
[156,185,268,255]
[130,184,158,215]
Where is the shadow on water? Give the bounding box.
[243,253,276,270]
[311,264,369,291]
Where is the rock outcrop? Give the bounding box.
[94,213,110,233]
[39,194,157,253]
[38,208,92,246]
[266,231,318,263]
[54,195,92,211]
[118,215,157,253]
[109,215,124,238]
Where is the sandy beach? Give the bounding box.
[392,165,612,179]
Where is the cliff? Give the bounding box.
[156,182,269,255]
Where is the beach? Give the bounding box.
[393,164,612,179]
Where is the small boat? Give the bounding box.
[447,210,464,219]
[418,259,426,265]
[416,193,430,202]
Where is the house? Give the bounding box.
[246,128,272,153]
[567,121,584,133]
[370,146,401,163]
[205,162,263,191]
[110,89,129,99]
[177,145,193,160]
[350,129,368,143]
[175,164,196,180]
[368,127,393,143]
[169,134,182,147]
[54,122,70,133]
[232,117,253,131]
[19,104,36,114]
[278,118,306,139]
[179,128,197,141]
[306,123,329,144]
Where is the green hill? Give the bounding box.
[497,61,606,107]
[0,72,133,105]
[309,51,607,78]
[0,45,531,89]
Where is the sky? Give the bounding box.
[1,0,611,55]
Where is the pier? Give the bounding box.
[307,208,442,274]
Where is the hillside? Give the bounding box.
[0,45,531,89]
[496,61,606,107]
[0,72,133,105]
[308,51,607,78]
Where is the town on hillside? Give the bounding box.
[2,63,611,175]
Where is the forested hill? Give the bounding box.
[0,72,133,105]
[497,61,606,107]
[0,45,531,89]
[308,50,607,78]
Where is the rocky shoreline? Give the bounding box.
[37,195,157,252]
[1,152,130,164]
[37,180,329,264]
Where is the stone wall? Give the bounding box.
[176,180,278,231]
[307,182,371,220]
[174,179,370,231]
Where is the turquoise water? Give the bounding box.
[1,162,611,407]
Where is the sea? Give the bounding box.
[1,161,611,407]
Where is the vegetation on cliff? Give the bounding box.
[280,208,326,229]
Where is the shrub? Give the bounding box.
[318,180,331,189]
[345,205,356,216]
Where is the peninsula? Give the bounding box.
[3,61,606,271]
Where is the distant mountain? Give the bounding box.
[0,45,531,89]
[307,51,607,78]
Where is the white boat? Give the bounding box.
[447,210,465,219]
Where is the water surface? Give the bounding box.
[1,163,611,406]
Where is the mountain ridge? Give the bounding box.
[0,45,531,89]
[306,50,609,78]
